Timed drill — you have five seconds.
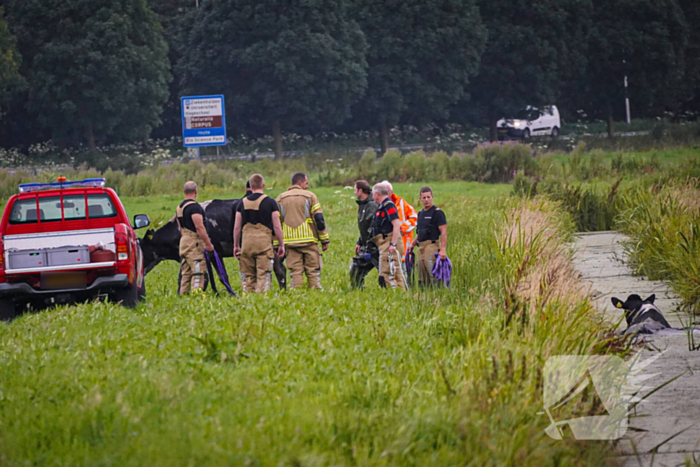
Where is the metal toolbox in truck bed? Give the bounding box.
[6,249,48,269]
[46,245,90,266]
[2,228,116,274]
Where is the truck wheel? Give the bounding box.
[0,299,16,322]
[551,127,559,138]
[112,284,139,308]
[522,128,531,140]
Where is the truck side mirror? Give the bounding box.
[133,214,150,229]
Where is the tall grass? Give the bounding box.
[512,176,624,232]
[3,145,700,202]
[616,180,700,312]
[0,186,621,466]
[512,160,700,315]
[0,144,537,199]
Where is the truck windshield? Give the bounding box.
[515,109,540,120]
[9,193,117,224]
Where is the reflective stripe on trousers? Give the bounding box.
[372,234,407,290]
[179,228,206,294]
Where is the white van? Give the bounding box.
[497,105,561,140]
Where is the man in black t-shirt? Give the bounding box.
[407,186,447,287]
[233,174,286,293]
[176,181,215,294]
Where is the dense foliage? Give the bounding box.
[466,0,592,141]
[146,0,195,139]
[2,0,171,148]
[582,0,689,134]
[351,0,486,152]
[179,0,368,159]
[0,7,22,117]
[0,0,699,152]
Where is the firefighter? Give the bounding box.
[233,174,285,293]
[371,183,408,290]
[177,181,216,294]
[407,186,447,287]
[276,172,329,289]
[350,180,379,288]
[381,181,418,261]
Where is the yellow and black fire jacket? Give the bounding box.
[275,186,329,246]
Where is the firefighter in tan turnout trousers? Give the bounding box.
[177,181,216,294]
[233,174,286,293]
[371,183,408,290]
[276,172,330,289]
[407,186,448,287]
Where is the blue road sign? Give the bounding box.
[181,95,227,147]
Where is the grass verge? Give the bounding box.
[0,186,621,465]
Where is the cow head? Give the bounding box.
[611,294,655,326]
[139,222,181,275]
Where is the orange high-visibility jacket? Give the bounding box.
[390,193,417,255]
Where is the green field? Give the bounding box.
[124,182,512,228]
[0,181,618,466]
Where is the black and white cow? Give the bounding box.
[140,199,287,290]
[611,294,672,335]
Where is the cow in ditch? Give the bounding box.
[611,294,672,335]
[139,199,287,291]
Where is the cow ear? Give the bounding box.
[611,297,624,309]
[644,294,656,304]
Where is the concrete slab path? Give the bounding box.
[573,231,700,467]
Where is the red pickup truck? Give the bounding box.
[0,178,151,320]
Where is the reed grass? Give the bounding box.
[616,180,700,313]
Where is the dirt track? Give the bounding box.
[573,232,700,467]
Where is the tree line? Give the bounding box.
[0,0,698,158]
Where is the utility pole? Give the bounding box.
[623,60,631,124]
[624,75,631,124]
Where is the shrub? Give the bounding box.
[448,152,484,181]
[474,143,537,183]
[403,151,428,181]
[426,151,450,181]
[357,150,376,180]
[666,123,700,146]
[532,152,562,179]
[371,150,402,181]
